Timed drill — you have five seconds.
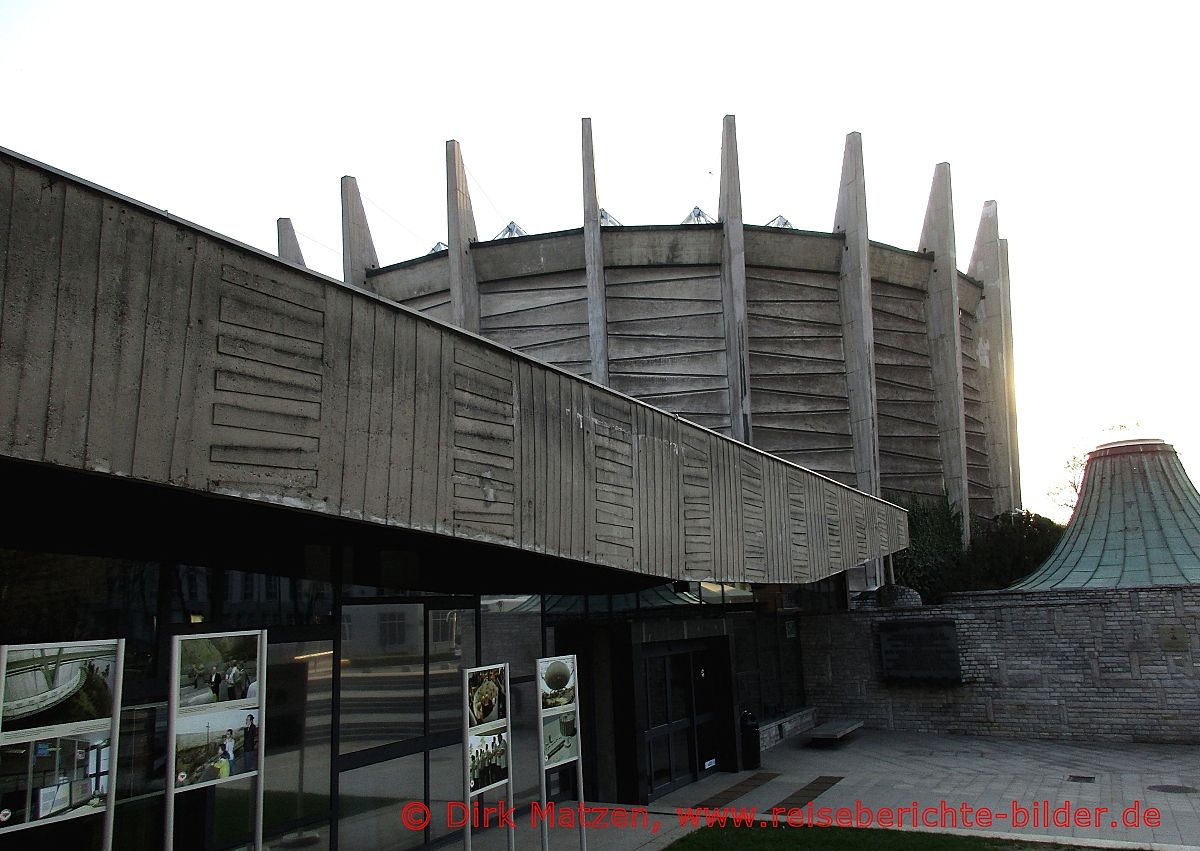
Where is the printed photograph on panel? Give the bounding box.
[542,710,579,769]
[178,634,259,707]
[466,665,507,731]
[468,729,508,794]
[0,729,112,830]
[1,643,117,737]
[174,707,261,789]
[537,655,576,711]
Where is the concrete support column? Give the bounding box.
[968,202,1022,513]
[446,140,481,334]
[340,176,379,289]
[833,132,882,498]
[919,164,970,545]
[717,115,753,444]
[277,218,306,267]
[999,237,1021,507]
[833,132,883,591]
[582,118,609,385]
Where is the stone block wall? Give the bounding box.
[799,586,1200,743]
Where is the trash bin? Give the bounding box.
[740,709,760,770]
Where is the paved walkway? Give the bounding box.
[472,729,1200,850]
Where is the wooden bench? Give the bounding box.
[808,719,863,744]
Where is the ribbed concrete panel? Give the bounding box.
[0,146,907,585]
[480,271,591,378]
[959,306,994,509]
[1013,441,1200,589]
[605,265,732,435]
[871,278,943,501]
[746,266,855,485]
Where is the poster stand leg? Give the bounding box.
[164,635,181,851]
[462,667,472,851]
[254,629,267,851]
[102,639,127,851]
[503,665,515,851]
[575,756,587,851]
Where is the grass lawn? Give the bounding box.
[667,826,1124,850]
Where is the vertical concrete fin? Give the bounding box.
[276,218,306,267]
[717,114,752,443]
[833,131,883,591]
[446,140,480,333]
[582,118,609,385]
[340,176,379,289]
[920,163,970,543]
[968,201,1019,513]
[832,132,881,498]
[1000,237,1021,507]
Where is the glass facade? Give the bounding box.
[0,458,837,843]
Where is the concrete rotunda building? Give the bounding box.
[304,116,1024,591]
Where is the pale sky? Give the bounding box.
[2,0,1196,522]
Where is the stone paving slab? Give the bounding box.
[472,729,1200,850]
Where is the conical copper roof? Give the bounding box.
[1011,439,1200,589]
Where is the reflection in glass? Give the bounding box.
[338,753,423,851]
[670,729,691,780]
[266,821,330,850]
[480,595,540,667]
[265,641,332,833]
[650,737,670,787]
[115,705,167,800]
[428,609,475,735]
[507,680,540,808]
[646,657,667,728]
[173,774,256,851]
[339,604,423,754]
[428,743,462,844]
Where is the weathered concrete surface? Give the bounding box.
[340,175,378,289]
[717,115,753,444]
[446,139,480,333]
[276,217,305,267]
[919,163,970,543]
[0,146,908,585]
[582,118,610,385]
[833,132,883,590]
[969,202,1017,513]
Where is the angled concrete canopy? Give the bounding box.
[1012,440,1200,589]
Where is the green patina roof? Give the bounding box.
[1011,440,1200,590]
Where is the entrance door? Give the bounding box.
[641,643,720,799]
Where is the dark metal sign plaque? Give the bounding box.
[878,619,962,683]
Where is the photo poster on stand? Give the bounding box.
[0,639,126,851]
[462,662,514,851]
[165,629,267,851]
[536,654,586,851]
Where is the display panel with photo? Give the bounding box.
[174,707,261,790]
[467,729,508,795]
[177,634,260,708]
[541,710,579,768]
[466,665,507,731]
[1,643,118,739]
[0,729,111,830]
[537,655,576,713]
